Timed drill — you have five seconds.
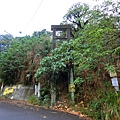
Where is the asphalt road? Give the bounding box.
[0,102,80,120]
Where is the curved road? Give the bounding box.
[0,102,80,120]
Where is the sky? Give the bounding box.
[0,0,104,37]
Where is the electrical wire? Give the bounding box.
[24,0,44,32]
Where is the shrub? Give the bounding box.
[85,91,120,120]
[27,95,39,105]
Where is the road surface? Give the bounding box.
[0,101,80,120]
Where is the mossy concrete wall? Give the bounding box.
[2,85,34,100]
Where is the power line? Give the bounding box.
[24,0,44,32]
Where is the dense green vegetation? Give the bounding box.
[0,29,52,85]
[0,0,120,119]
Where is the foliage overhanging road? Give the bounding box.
[0,101,80,120]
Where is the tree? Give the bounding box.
[0,30,52,85]
[63,2,91,38]
[0,34,13,52]
[35,0,120,108]
[68,1,120,87]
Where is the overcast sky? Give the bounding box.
[0,0,104,36]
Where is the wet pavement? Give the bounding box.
[0,101,80,120]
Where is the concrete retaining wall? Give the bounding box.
[1,85,34,101]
